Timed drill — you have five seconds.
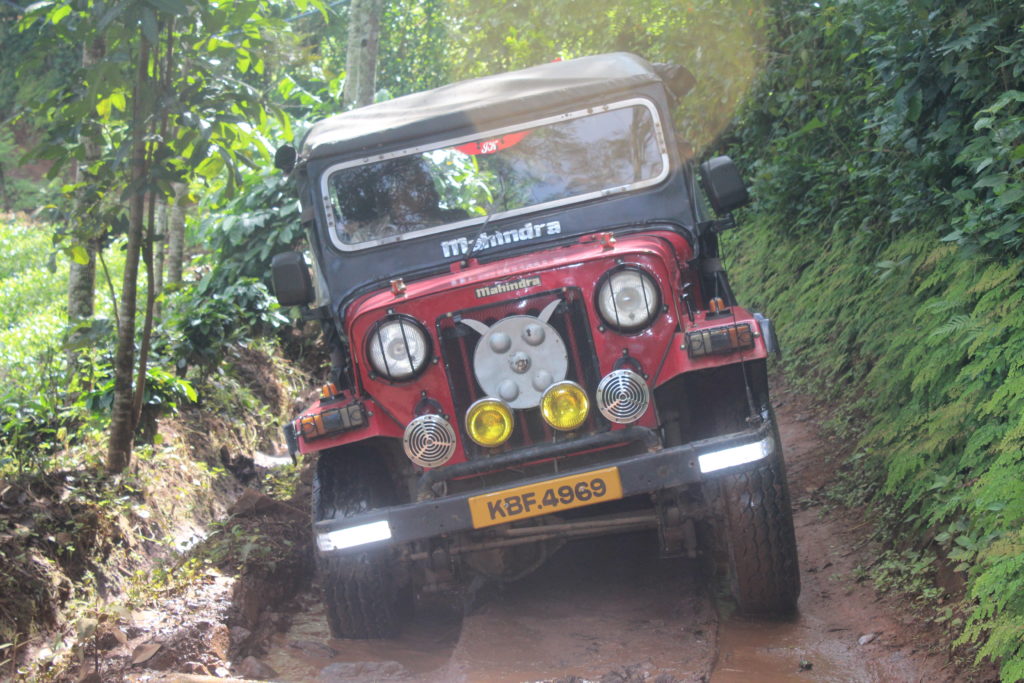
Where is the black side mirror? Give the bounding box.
[271,251,313,306]
[653,63,696,100]
[274,145,297,174]
[700,156,750,215]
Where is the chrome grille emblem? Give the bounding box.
[460,299,568,409]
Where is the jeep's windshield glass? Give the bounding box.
[321,100,667,251]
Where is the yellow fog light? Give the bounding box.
[466,398,515,447]
[540,381,590,431]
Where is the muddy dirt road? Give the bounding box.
[251,387,963,683]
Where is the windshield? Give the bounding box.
[320,99,668,251]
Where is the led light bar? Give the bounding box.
[317,520,392,552]
[686,323,755,358]
[698,437,773,474]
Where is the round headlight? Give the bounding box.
[540,381,590,431]
[596,268,660,331]
[366,316,430,380]
[465,398,515,447]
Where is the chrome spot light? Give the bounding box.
[403,414,457,468]
[596,369,650,424]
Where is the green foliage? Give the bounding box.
[196,166,303,293]
[444,0,769,150]
[81,365,197,413]
[725,0,1024,676]
[160,278,288,378]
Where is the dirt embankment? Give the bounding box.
[40,376,993,682]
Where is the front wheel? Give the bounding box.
[313,452,407,638]
[713,449,800,615]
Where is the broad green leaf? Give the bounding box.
[194,154,224,179]
[794,117,825,136]
[70,246,90,265]
[906,90,922,123]
[110,90,127,113]
[48,2,71,24]
[995,187,1023,208]
[974,174,1009,189]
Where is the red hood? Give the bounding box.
[347,230,693,321]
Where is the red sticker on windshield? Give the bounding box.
[455,130,530,155]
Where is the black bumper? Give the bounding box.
[314,420,774,556]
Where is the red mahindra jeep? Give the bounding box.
[271,52,799,638]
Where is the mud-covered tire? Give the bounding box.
[715,451,800,615]
[312,453,406,638]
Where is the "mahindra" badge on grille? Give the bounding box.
[474,276,542,299]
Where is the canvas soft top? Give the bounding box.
[301,52,670,162]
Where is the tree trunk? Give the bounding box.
[67,38,105,372]
[165,181,187,286]
[0,163,9,212]
[153,198,167,316]
[132,193,158,431]
[343,0,384,108]
[106,34,149,473]
[66,237,97,348]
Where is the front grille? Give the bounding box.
[437,288,603,460]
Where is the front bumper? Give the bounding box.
[315,419,776,555]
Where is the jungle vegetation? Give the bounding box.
[0,0,1021,678]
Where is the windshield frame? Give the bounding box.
[317,97,670,252]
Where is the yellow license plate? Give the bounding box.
[468,467,623,529]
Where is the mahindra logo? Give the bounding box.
[441,221,561,258]
[474,276,542,299]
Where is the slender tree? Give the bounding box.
[165,182,188,287]
[22,0,312,472]
[66,38,106,372]
[343,0,385,107]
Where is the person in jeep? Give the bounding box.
[271,52,799,639]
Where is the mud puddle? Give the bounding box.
[263,533,926,682]
[443,532,716,682]
[263,602,460,681]
[264,532,717,682]
[712,613,873,682]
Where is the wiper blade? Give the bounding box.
[460,212,492,266]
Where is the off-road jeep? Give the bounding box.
[271,52,799,638]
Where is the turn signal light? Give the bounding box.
[298,403,366,440]
[540,381,590,431]
[466,398,515,447]
[686,323,755,358]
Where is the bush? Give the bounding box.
[724,1,1024,677]
[161,278,288,379]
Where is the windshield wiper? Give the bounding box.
[460,212,492,267]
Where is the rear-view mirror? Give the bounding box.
[700,156,750,215]
[271,251,313,306]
